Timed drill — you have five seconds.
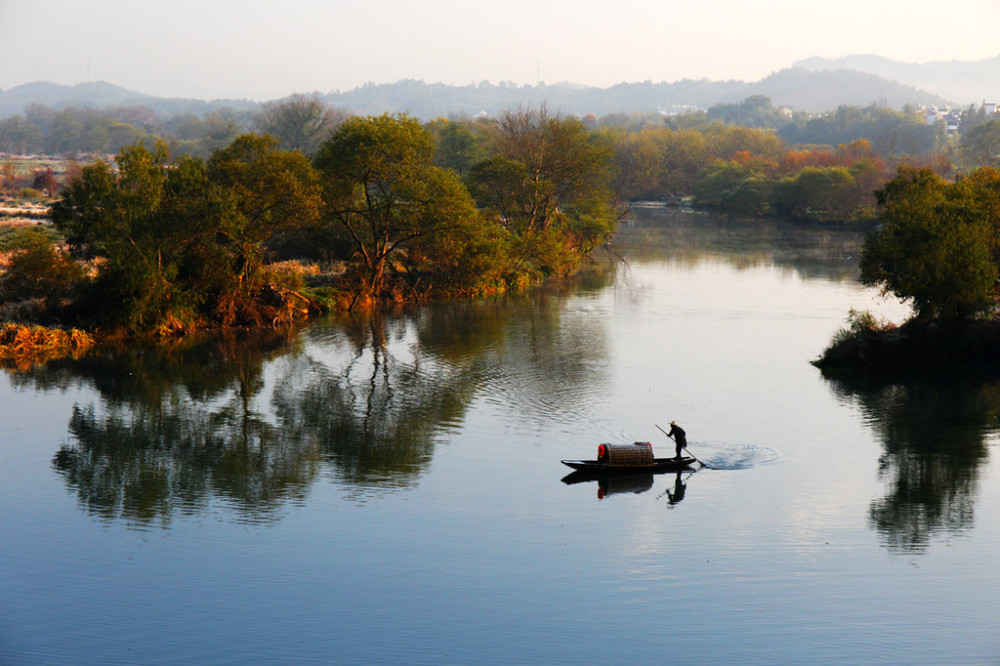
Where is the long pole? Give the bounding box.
[655,424,707,468]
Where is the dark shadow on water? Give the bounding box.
[826,376,1000,554]
[562,468,699,504]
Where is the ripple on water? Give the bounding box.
[693,442,781,470]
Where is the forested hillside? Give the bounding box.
[1,65,952,121]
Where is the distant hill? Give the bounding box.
[0,81,258,118]
[747,68,952,111]
[795,54,1000,106]
[0,66,959,121]
[320,71,948,117]
[319,78,753,118]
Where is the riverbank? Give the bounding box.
[813,313,1000,382]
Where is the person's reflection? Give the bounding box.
[665,470,687,507]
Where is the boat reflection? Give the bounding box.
[562,468,697,503]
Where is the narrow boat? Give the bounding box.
[560,456,696,474]
[560,442,696,475]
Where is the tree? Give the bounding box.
[467,106,619,274]
[960,119,1000,169]
[425,118,488,176]
[207,134,323,287]
[0,160,18,195]
[707,95,787,130]
[860,167,998,319]
[0,229,84,310]
[52,138,323,331]
[0,116,43,154]
[31,168,59,194]
[52,141,219,331]
[600,126,671,201]
[314,114,500,302]
[703,123,785,163]
[252,94,345,157]
[167,110,245,158]
[693,160,772,216]
[770,166,855,221]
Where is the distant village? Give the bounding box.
[920,101,999,133]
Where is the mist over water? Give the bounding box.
[3,208,999,664]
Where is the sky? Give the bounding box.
[2,0,999,101]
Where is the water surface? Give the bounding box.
[3,208,999,664]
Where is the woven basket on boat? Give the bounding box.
[600,442,654,466]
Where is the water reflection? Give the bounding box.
[33,330,317,524]
[561,468,697,504]
[623,206,862,281]
[13,293,613,524]
[663,469,689,507]
[829,379,1000,553]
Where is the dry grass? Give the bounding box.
[0,323,94,370]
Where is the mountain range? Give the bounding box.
[1,54,995,120]
[795,54,1000,107]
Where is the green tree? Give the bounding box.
[252,94,345,157]
[425,117,488,176]
[707,95,787,130]
[693,160,772,216]
[207,134,322,287]
[167,110,245,158]
[771,166,855,221]
[53,138,324,332]
[314,114,500,302]
[860,167,998,319]
[779,105,946,159]
[960,119,1000,168]
[0,229,84,310]
[467,106,619,274]
[0,116,44,153]
[52,141,220,331]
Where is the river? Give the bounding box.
[2,206,999,665]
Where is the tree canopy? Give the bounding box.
[314,114,503,303]
[467,106,620,275]
[860,167,1000,319]
[50,137,323,332]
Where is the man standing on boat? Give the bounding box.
[667,421,686,459]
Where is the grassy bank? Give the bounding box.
[0,323,94,370]
[813,310,1000,382]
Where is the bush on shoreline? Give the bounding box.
[814,310,1000,382]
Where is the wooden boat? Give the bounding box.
[561,442,697,476]
[561,456,696,474]
[562,442,698,476]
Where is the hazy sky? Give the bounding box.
[2,0,998,101]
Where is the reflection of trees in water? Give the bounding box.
[831,379,1000,553]
[474,292,612,427]
[35,331,317,525]
[53,402,320,525]
[621,206,861,282]
[14,288,613,524]
[21,302,535,523]
[274,305,508,488]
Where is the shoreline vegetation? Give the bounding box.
[2,96,1000,368]
[813,310,1000,383]
[815,165,1000,383]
